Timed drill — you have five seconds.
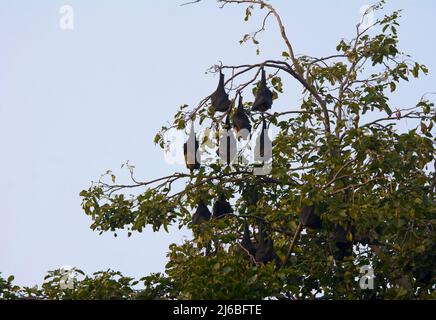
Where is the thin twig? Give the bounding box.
[281,221,303,268]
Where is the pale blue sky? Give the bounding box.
[0,1,435,286]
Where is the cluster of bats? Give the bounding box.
[192,195,280,266]
[300,204,355,261]
[181,69,436,287]
[183,68,273,171]
[186,68,355,265]
[184,68,279,264]
[191,199,355,265]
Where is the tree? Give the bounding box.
[2,0,435,300]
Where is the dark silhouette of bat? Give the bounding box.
[212,194,233,219]
[233,95,252,140]
[255,224,279,266]
[218,115,237,166]
[241,220,256,257]
[224,113,231,129]
[183,124,201,171]
[413,267,433,286]
[252,68,273,112]
[211,71,231,113]
[242,185,259,207]
[254,119,272,161]
[300,205,322,229]
[192,200,212,255]
[412,243,435,286]
[192,200,211,226]
[334,225,354,261]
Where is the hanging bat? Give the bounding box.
[233,95,252,140]
[300,205,322,229]
[183,124,201,171]
[334,224,354,261]
[252,68,273,112]
[242,185,259,207]
[192,200,212,254]
[254,119,272,161]
[211,71,231,113]
[218,115,237,166]
[255,224,279,265]
[241,220,256,257]
[224,113,231,130]
[192,200,211,226]
[212,194,233,219]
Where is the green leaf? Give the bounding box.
[420,65,429,74]
[384,105,393,116]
